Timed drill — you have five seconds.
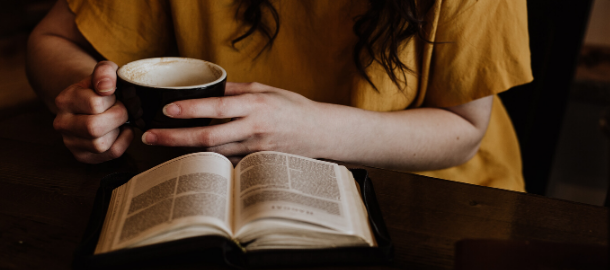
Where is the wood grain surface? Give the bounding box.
[0,106,607,270]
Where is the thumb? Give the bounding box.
[91,61,119,96]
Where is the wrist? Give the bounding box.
[308,101,372,161]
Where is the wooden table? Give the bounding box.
[0,104,607,270]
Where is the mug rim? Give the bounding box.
[117,57,227,90]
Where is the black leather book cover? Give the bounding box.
[72,169,393,269]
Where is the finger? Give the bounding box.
[56,86,116,114]
[63,128,121,153]
[55,101,128,139]
[226,156,244,166]
[106,125,134,158]
[163,95,256,119]
[69,126,133,164]
[225,82,273,96]
[91,61,119,96]
[207,142,252,157]
[142,120,252,147]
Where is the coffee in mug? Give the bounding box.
[116,57,226,130]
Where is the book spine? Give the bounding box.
[231,238,246,253]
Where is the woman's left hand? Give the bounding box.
[141,82,329,164]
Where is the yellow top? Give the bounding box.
[67,0,533,191]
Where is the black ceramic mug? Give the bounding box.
[116,57,226,131]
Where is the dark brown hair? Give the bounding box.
[233,0,434,91]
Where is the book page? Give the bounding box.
[233,152,354,235]
[340,167,376,247]
[96,152,234,253]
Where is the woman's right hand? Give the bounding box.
[53,61,134,164]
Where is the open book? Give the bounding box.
[95,151,376,254]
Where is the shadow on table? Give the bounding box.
[455,239,608,270]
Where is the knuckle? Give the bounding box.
[87,97,107,114]
[242,143,254,154]
[247,82,261,90]
[92,138,111,154]
[262,139,278,151]
[213,97,228,118]
[198,131,217,147]
[247,142,264,153]
[250,122,263,134]
[250,121,270,135]
[248,93,267,106]
[107,146,124,160]
[84,117,104,138]
[55,93,68,110]
[114,101,129,120]
[62,136,76,151]
[53,115,65,132]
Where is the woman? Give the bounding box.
[27,0,532,191]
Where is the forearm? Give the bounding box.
[315,98,491,171]
[140,82,493,170]
[27,35,96,113]
[26,0,97,113]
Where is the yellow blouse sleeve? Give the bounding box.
[66,0,174,66]
[423,0,533,108]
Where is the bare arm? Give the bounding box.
[313,94,492,171]
[143,82,492,171]
[26,0,97,113]
[27,0,132,164]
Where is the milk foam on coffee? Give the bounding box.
[117,58,225,89]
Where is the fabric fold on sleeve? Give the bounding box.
[423,0,533,108]
[67,0,175,66]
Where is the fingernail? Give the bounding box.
[163,103,181,117]
[97,79,113,92]
[142,132,157,145]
